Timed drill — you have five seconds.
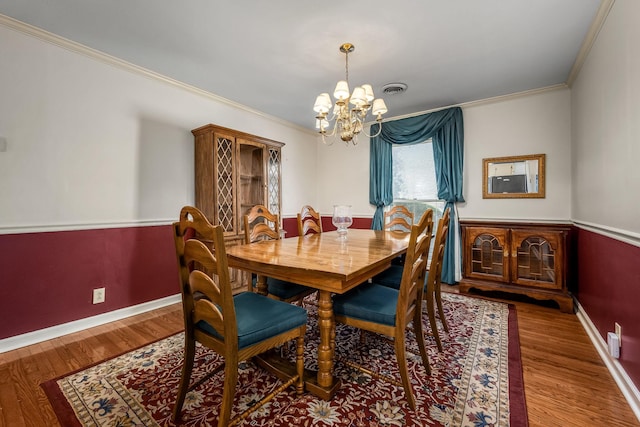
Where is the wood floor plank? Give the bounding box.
[0,365,27,427]
[0,297,638,426]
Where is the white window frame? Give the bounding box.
[390,140,445,259]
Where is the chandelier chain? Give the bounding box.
[345,50,349,84]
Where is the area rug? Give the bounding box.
[42,293,527,426]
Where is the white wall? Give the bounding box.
[0,20,318,229]
[316,137,373,218]
[460,88,572,221]
[0,17,576,229]
[571,0,640,235]
[316,88,573,222]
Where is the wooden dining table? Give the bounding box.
[225,228,410,400]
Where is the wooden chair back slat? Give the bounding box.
[398,209,434,328]
[384,205,414,232]
[424,207,451,351]
[244,204,281,244]
[297,205,323,235]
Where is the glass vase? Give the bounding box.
[332,205,353,237]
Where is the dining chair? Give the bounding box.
[370,205,416,288]
[244,204,316,303]
[297,204,323,236]
[172,206,307,426]
[333,209,433,410]
[384,204,414,232]
[424,207,451,352]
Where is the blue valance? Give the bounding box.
[369,106,464,284]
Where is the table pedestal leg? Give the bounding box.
[255,275,268,295]
[316,290,334,387]
[302,290,341,399]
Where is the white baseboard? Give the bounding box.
[576,301,640,423]
[0,294,181,354]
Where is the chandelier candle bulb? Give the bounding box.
[350,87,367,107]
[362,84,374,102]
[372,98,388,116]
[334,81,350,101]
[314,93,332,114]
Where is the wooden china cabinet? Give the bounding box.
[192,124,284,293]
[459,221,575,313]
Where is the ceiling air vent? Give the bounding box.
[382,83,407,95]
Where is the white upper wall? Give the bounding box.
[316,137,373,218]
[460,88,572,221]
[1,15,587,229]
[571,0,640,235]
[0,21,318,229]
[316,87,573,222]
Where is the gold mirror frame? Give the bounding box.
[482,154,545,199]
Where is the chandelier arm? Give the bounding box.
[320,132,335,146]
[324,110,337,123]
[361,120,384,139]
[325,121,338,137]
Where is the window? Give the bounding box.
[391,140,445,251]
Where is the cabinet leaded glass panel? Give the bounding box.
[471,233,504,277]
[516,236,555,283]
[268,148,281,216]
[216,136,234,232]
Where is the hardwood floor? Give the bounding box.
[0,294,638,426]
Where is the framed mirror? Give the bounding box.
[483,154,545,199]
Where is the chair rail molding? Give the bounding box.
[573,220,640,248]
[0,219,175,235]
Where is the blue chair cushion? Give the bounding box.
[196,292,307,349]
[252,275,313,300]
[391,254,406,266]
[372,264,405,289]
[333,283,399,327]
[267,277,313,300]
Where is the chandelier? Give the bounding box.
[313,43,388,145]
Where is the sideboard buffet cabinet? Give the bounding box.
[458,221,575,313]
[192,124,284,293]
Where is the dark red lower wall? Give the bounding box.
[282,215,372,237]
[0,225,178,340]
[576,228,640,388]
[1,217,371,341]
[3,219,638,395]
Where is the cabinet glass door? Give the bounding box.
[215,135,236,233]
[267,148,281,218]
[238,141,266,234]
[511,230,562,290]
[465,227,508,281]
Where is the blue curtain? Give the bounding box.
[369,106,464,284]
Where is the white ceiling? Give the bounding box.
[0,0,603,131]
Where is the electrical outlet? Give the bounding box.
[93,287,106,304]
[615,322,622,348]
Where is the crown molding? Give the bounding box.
[374,84,568,126]
[0,14,315,136]
[566,0,616,86]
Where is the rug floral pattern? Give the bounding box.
[48,293,514,426]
